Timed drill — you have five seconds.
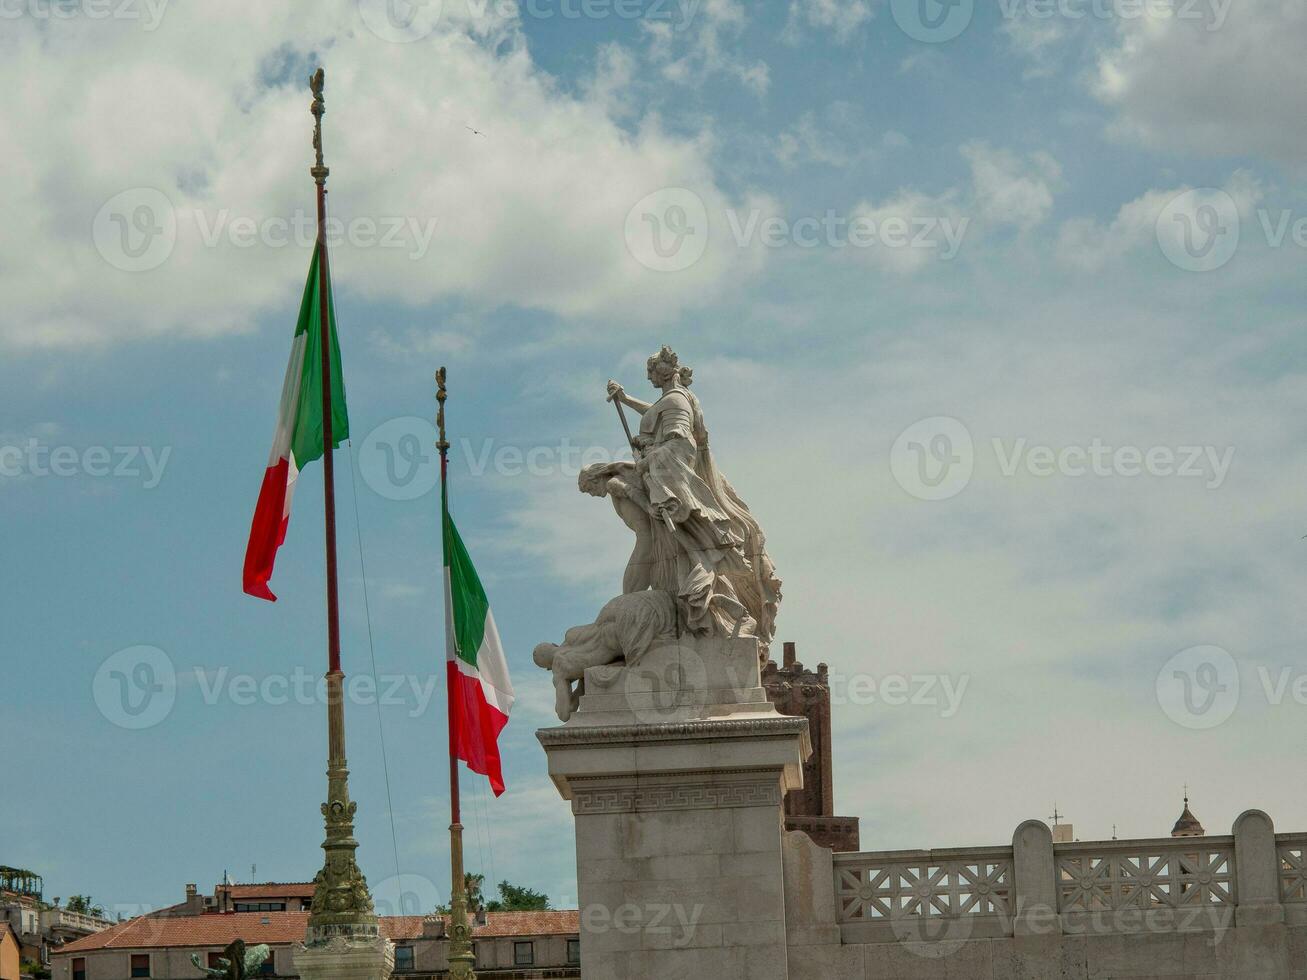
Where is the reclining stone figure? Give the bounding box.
[532,590,677,722]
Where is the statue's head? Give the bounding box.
[532,642,558,668]
[646,346,692,389]
[578,464,609,498]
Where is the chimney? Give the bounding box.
[185,884,197,899]
[185,884,204,915]
[421,915,447,939]
[783,641,797,670]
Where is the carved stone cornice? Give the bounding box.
[569,771,784,815]
[537,715,808,747]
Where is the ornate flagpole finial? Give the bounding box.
[436,367,450,454]
[310,67,329,185]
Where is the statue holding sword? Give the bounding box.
[585,346,781,650]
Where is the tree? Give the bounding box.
[486,881,550,912]
[435,877,549,915]
[65,896,105,918]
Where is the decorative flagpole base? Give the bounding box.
[295,670,394,980]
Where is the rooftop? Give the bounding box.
[53,910,579,955]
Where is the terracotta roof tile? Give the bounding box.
[54,911,579,955]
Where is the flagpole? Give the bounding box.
[437,368,477,980]
[304,66,379,949]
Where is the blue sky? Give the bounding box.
[3,0,1307,920]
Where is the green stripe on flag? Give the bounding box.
[291,241,349,467]
[443,485,489,668]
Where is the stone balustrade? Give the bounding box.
[830,810,1302,944]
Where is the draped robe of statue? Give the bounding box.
[613,384,780,647]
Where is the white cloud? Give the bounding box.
[784,0,872,44]
[1056,170,1263,271]
[843,142,1061,275]
[1093,1,1307,165]
[642,0,770,95]
[961,141,1062,232]
[0,1,761,350]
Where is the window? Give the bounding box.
[130,955,150,978]
[392,946,414,973]
[512,942,534,967]
[260,954,276,976]
[566,939,580,965]
[207,954,225,969]
[233,903,285,913]
[72,958,86,980]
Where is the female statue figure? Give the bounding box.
[596,346,781,649]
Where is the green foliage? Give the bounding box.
[486,881,550,912]
[64,896,105,918]
[434,875,549,915]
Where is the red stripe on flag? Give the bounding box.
[243,458,291,601]
[448,661,510,797]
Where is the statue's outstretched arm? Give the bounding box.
[606,380,652,415]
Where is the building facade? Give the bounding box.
[50,883,580,980]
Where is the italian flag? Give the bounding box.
[443,458,514,796]
[243,242,349,601]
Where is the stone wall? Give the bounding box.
[784,811,1307,980]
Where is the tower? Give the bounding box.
[762,642,861,851]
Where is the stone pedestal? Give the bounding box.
[538,635,810,980]
[293,935,394,980]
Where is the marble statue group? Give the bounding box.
[534,346,781,721]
